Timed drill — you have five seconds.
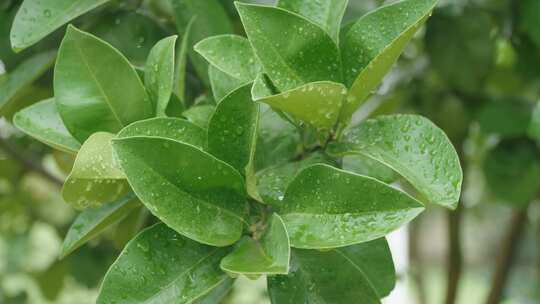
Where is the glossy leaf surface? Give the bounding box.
[97,223,230,304]
[63,132,129,209]
[54,26,152,142]
[61,194,139,258]
[221,213,290,275]
[10,0,111,50]
[253,81,346,129]
[182,105,216,129]
[208,84,259,175]
[277,0,348,43]
[267,247,381,304]
[195,35,261,82]
[117,117,206,149]
[280,164,424,249]
[330,114,462,209]
[209,65,247,102]
[236,2,342,92]
[145,36,177,116]
[13,98,81,154]
[0,51,56,113]
[112,136,246,246]
[340,0,437,121]
[174,16,195,102]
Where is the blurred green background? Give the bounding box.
[1,0,540,303]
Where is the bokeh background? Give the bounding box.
[1,0,540,303]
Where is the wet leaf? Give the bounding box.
[54,26,153,142]
[236,2,342,92]
[330,114,462,209]
[10,0,111,51]
[209,65,247,102]
[174,16,195,102]
[97,223,230,304]
[112,136,246,246]
[221,213,290,275]
[277,0,348,44]
[253,81,346,129]
[145,36,177,116]
[13,98,81,154]
[63,132,129,209]
[208,83,259,175]
[340,0,437,122]
[280,164,424,249]
[183,104,216,129]
[61,194,139,258]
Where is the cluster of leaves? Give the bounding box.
[3,0,465,303]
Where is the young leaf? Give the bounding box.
[329,114,463,209]
[171,0,233,84]
[182,104,216,129]
[0,51,56,113]
[10,0,111,51]
[145,35,177,117]
[62,132,129,209]
[253,81,347,129]
[208,83,259,175]
[60,194,139,259]
[280,164,424,249]
[267,247,381,304]
[336,238,395,298]
[112,136,246,246]
[13,98,81,154]
[220,213,290,275]
[54,25,153,142]
[195,35,261,82]
[340,0,437,122]
[256,153,332,206]
[209,65,247,102]
[97,223,230,304]
[277,0,348,44]
[235,2,342,92]
[117,117,206,150]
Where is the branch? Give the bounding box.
[0,137,63,186]
[484,205,529,304]
[445,202,464,304]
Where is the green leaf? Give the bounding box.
[236,2,342,92]
[63,132,129,209]
[13,98,81,154]
[174,16,195,102]
[267,247,381,304]
[112,136,247,246]
[195,35,261,82]
[0,51,56,114]
[209,65,247,102]
[330,114,462,209]
[478,100,532,138]
[342,154,397,184]
[171,0,233,85]
[483,140,540,207]
[10,0,111,51]
[253,81,346,129]
[193,278,234,304]
[60,194,139,259]
[208,83,259,175]
[520,0,540,49]
[256,153,332,206]
[340,0,437,122]
[145,36,177,117]
[280,164,424,249]
[336,238,395,298]
[183,104,216,129]
[529,102,540,144]
[220,213,290,275]
[117,117,206,149]
[277,0,348,44]
[97,223,230,304]
[54,25,153,142]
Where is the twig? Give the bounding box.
[0,137,63,186]
[409,217,427,304]
[445,202,464,304]
[484,205,530,304]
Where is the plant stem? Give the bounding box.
[484,205,530,304]
[445,202,464,304]
[0,137,63,186]
[409,217,427,304]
